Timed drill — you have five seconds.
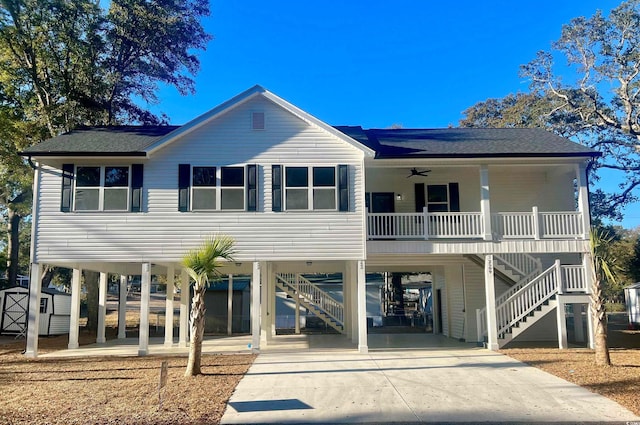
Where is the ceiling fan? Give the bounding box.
[407,168,431,178]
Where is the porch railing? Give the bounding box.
[367,208,585,240]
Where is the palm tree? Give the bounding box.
[182,235,235,376]
[589,227,618,366]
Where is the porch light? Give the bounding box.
[235,262,242,267]
[396,193,403,201]
[306,261,312,266]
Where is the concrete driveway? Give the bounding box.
[221,344,639,424]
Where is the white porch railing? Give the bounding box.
[367,208,585,240]
[561,265,588,293]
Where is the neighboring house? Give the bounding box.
[21,85,598,357]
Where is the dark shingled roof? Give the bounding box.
[334,127,600,159]
[22,126,180,156]
[22,124,600,159]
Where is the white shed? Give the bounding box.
[624,282,640,326]
[0,286,71,336]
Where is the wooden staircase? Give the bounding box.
[477,257,588,348]
[275,273,344,333]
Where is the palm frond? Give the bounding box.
[182,235,236,286]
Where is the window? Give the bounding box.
[252,112,265,130]
[284,166,337,210]
[221,166,244,209]
[192,166,216,210]
[39,298,47,314]
[74,166,130,211]
[190,166,246,211]
[426,183,460,212]
[427,184,449,212]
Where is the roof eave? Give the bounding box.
[375,152,602,160]
[21,151,148,158]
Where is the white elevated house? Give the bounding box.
[22,85,598,357]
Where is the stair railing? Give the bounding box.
[477,253,543,338]
[275,273,344,325]
[495,262,559,337]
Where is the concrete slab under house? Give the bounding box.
[20,85,599,357]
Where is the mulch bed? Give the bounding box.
[0,332,255,425]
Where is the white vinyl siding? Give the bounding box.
[433,270,448,336]
[444,264,465,340]
[32,96,366,264]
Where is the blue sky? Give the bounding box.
[150,0,638,228]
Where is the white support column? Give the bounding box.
[227,274,234,335]
[118,275,127,339]
[294,274,301,334]
[342,265,351,339]
[587,302,595,349]
[251,261,261,353]
[97,272,108,344]
[484,255,499,350]
[556,295,568,349]
[164,266,175,347]
[584,252,596,349]
[268,264,276,338]
[179,269,189,348]
[68,268,82,349]
[576,163,591,239]
[350,261,359,344]
[138,262,151,356]
[357,260,368,353]
[479,165,492,241]
[24,263,43,358]
[260,262,270,344]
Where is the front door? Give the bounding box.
[370,192,395,213]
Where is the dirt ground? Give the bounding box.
[0,312,638,424]
[503,314,640,417]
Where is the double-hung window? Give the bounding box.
[74,166,130,211]
[426,183,460,212]
[190,166,246,211]
[284,166,337,210]
[192,166,217,210]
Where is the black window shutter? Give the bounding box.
[130,164,144,212]
[272,165,282,212]
[449,182,460,212]
[178,164,191,212]
[247,164,257,211]
[338,164,348,212]
[414,183,425,212]
[61,163,74,212]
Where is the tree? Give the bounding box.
[629,234,640,282]
[181,236,235,376]
[589,227,620,366]
[0,0,211,288]
[461,1,640,222]
[519,0,640,220]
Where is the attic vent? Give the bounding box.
[252,112,265,130]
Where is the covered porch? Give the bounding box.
[23,259,373,358]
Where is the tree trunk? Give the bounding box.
[185,283,206,376]
[592,276,611,366]
[84,270,99,331]
[40,265,54,289]
[6,207,21,287]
